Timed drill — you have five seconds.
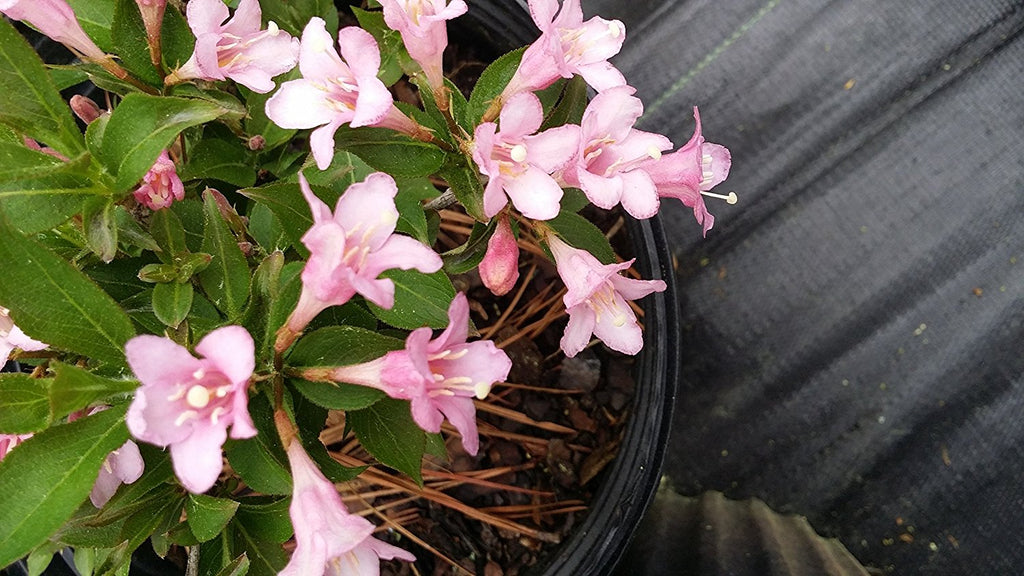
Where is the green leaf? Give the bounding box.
[159,4,195,71]
[541,75,589,130]
[442,220,495,275]
[302,150,374,196]
[247,203,289,253]
[232,520,286,576]
[546,210,618,264]
[187,494,240,542]
[199,190,250,319]
[0,153,110,234]
[0,405,129,567]
[82,197,118,263]
[258,0,338,38]
[152,281,194,328]
[369,269,456,330]
[394,177,438,244]
[49,362,139,423]
[0,374,51,434]
[234,497,292,544]
[114,206,160,253]
[99,94,230,191]
[333,125,445,177]
[224,395,291,495]
[0,215,136,367]
[181,138,257,188]
[66,0,117,51]
[437,152,486,222]
[465,47,525,127]
[290,392,366,483]
[149,207,188,263]
[213,553,250,576]
[349,398,425,485]
[238,182,315,259]
[110,0,162,86]
[0,19,85,158]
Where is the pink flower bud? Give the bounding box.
[70,95,102,125]
[480,213,519,296]
[133,150,184,211]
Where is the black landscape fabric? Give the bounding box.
[587,0,1024,575]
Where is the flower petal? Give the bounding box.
[560,304,596,358]
[265,79,338,130]
[498,92,544,139]
[503,166,563,220]
[195,325,254,387]
[185,0,229,36]
[169,424,227,493]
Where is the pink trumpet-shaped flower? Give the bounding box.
[377,0,467,91]
[642,107,733,237]
[324,293,512,456]
[168,0,299,93]
[0,433,31,461]
[68,406,145,508]
[280,436,415,576]
[562,85,673,219]
[125,325,256,494]
[133,150,184,211]
[266,20,421,170]
[0,306,47,367]
[279,173,442,347]
[0,0,107,62]
[472,92,580,220]
[479,213,519,296]
[547,235,666,358]
[503,0,626,98]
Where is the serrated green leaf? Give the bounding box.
[99,94,229,191]
[238,182,314,259]
[83,197,118,263]
[290,391,367,483]
[0,153,110,234]
[149,207,188,263]
[111,0,162,86]
[369,269,456,330]
[231,520,286,576]
[187,494,240,542]
[114,205,160,253]
[159,4,194,71]
[349,398,425,485]
[546,210,617,264]
[302,150,374,196]
[234,497,292,544]
[540,75,588,131]
[213,553,250,576]
[247,203,289,253]
[0,405,129,567]
[49,362,139,424]
[442,220,495,275]
[224,395,291,495]
[0,374,51,434]
[66,0,117,51]
[333,126,445,177]
[0,19,85,158]
[394,177,438,244]
[465,47,525,126]
[152,280,194,328]
[199,190,250,318]
[258,0,338,38]
[286,326,403,369]
[0,216,136,367]
[437,152,486,222]
[181,137,257,188]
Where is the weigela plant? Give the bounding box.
[0,0,733,574]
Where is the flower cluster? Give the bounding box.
[0,0,734,574]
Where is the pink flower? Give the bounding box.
[68,406,146,508]
[504,0,626,97]
[326,293,511,455]
[0,433,31,461]
[0,306,47,366]
[472,92,580,220]
[377,0,467,90]
[0,0,107,62]
[90,438,144,508]
[125,326,256,494]
[266,20,419,170]
[547,235,666,358]
[168,0,299,93]
[133,150,184,211]
[280,437,415,576]
[642,107,733,237]
[479,213,519,296]
[279,173,442,347]
[561,86,673,219]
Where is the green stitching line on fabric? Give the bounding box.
[643,0,782,121]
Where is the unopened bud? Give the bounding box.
[70,95,102,124]
[480,214,519,297]
[247,135,266,151]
